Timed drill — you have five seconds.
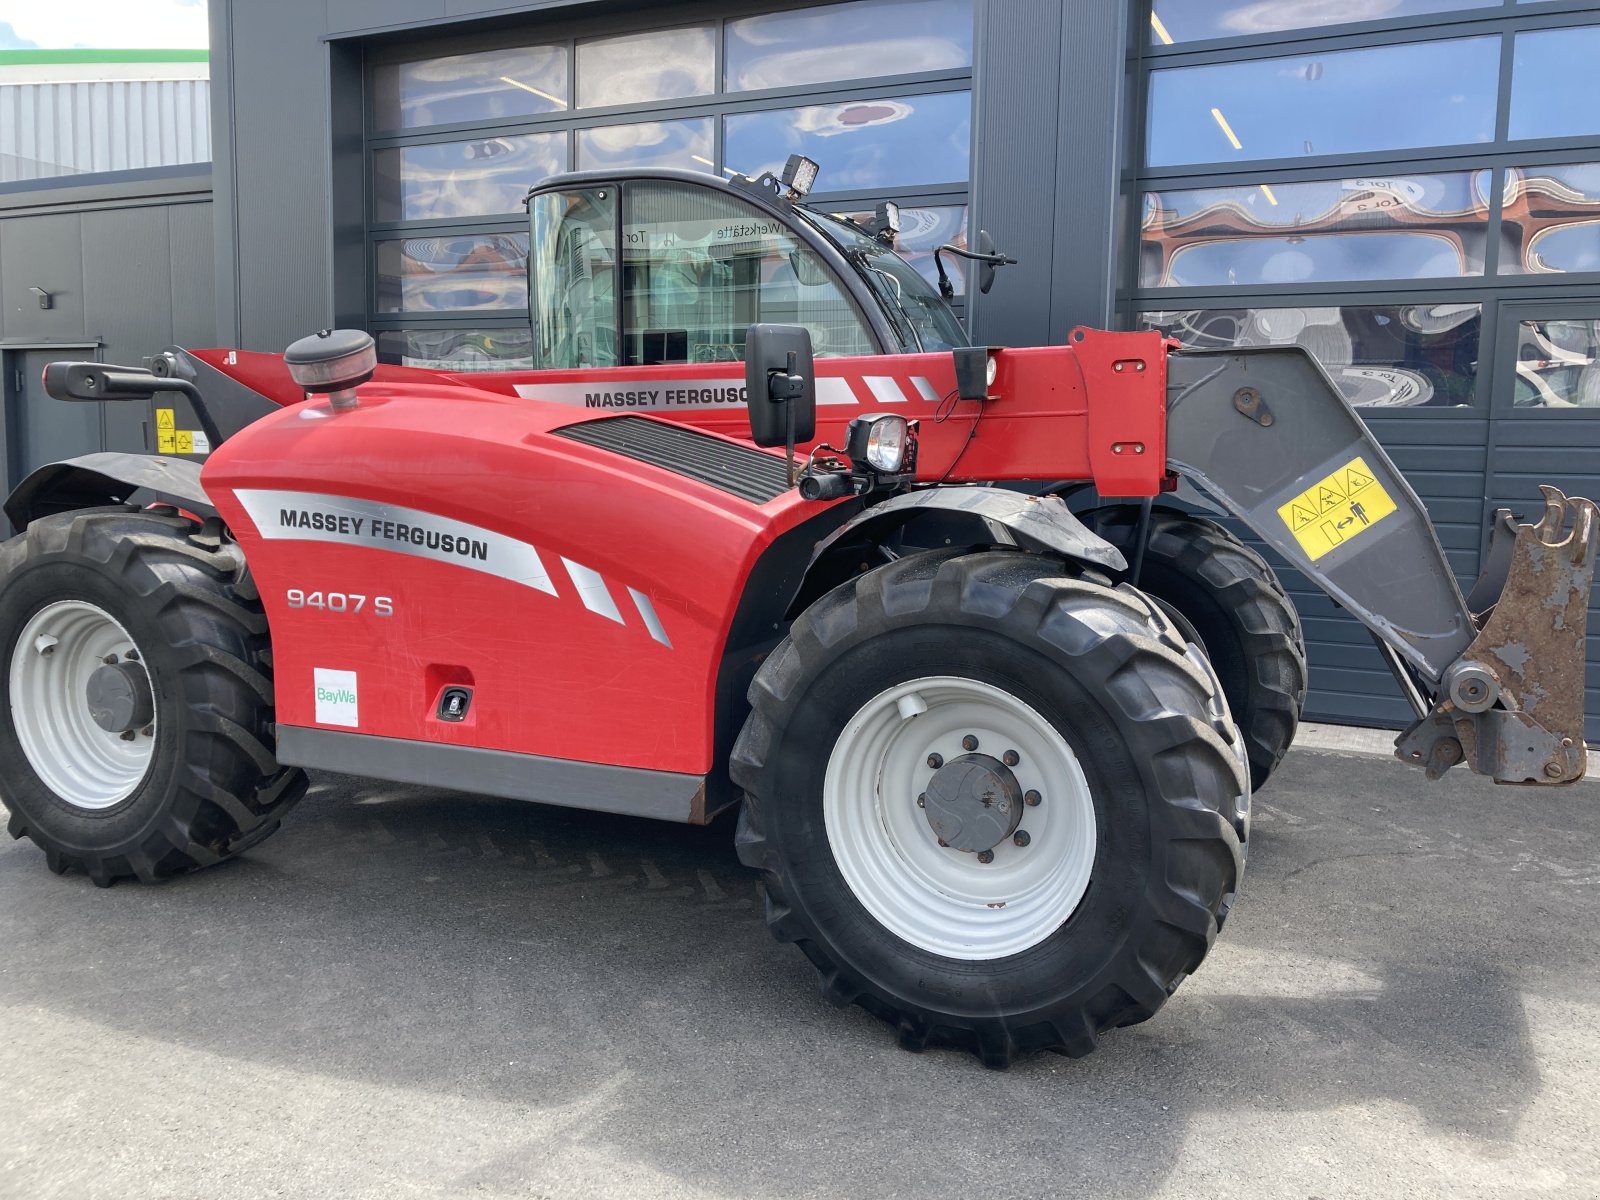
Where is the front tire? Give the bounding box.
[0,508,305,886]
[732,550,1247,1067]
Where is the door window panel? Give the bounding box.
[1142,173,1489,286]
[1512,319,1600,408]
[1140,304,1481,408]
[576,25,715,108]
[1145,38,1499,167]
[372,45,568,130]
[1509,26,1600,142]
[529,188,620,368]
[1502,162,1600,274]
[725,0,972,91]
[375,233,530,313]
[373,133,566,222]
[724,90,971,192]
[1148,0,1497,44]
[576,119,715,173]
[617,181,875,365]
[377,329,536,370]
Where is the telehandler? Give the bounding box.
[2,158,1592,1066]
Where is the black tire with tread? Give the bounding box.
[732,549,1247,1068]
[0,507,305,886]
[1079,506,1307,790]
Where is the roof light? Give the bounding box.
[781,154,819,198]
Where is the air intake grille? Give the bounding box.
[554,416,792,505]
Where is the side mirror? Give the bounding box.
[43,361,164,403]
[745,324,816,448]
[788,249,835,288]
[977,230,1000,295]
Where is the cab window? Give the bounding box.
[529,180,877,368]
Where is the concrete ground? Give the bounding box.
[1,742,1597,1200]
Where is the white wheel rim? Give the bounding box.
[823,676,1097,961]
[9,601,156,810]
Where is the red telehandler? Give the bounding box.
[1,161,1593,1066]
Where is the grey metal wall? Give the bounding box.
[0,80,211,182]
[0,166,214,494]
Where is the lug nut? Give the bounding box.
[141,726,154,738]
[119,731,136,742]
[1013,830,1031,848]
[927,753,943,769]
[976,849,994,864]
[103,654,119,665]
[1024,790,1042,807]
[938,838,949,848]
[917,793,927,808]
[125,649,140,662]
[1003,749,1020,767]
[962,735,979,752]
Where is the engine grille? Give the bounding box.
[553,416,792,505]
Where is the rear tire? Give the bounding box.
[732,550,1247,1067]
[0,508,305,886]
[1079,506,1307,790]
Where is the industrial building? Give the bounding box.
[1,0,1596,735]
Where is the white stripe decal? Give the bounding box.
[629,587,673,648]
[561,557,624,624]
[864,376,907,405]
[911,377,941,403]
[816,377,857,406]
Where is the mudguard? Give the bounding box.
[4,452,214,534]
[806,486,1127,576]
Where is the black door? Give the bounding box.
[5,348,104,494]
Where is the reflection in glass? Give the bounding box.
[375,234,530,312]
[373,133,566,222]
[1501,163,1600,274]
[1145,38,1498,167]
[1513,319,1600,408]
[1510,27,1600,142]
[576,25,715,108]
[377,329,536,370]
[831,204,968,294]
[1141,174,1488,286]
[1147,0,1496,44]
[576,119,714,173]
[372,46,568,129]
[726,0,972,91]
[1140,304,1480,407]
[724,91,971,192]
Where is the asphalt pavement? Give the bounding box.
[1,745,1597,1200]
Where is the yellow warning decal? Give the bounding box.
[1276,456,1398,561]
[175,431,194,455]
[156,407,176,431]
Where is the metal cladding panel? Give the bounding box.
[0,211,86,341]
[168,200,215,346]
[0,80,210,183]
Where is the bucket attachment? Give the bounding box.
[1396,487,1597,785]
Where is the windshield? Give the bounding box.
[797,209,968,354]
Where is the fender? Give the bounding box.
[804,486,1126,590]
[4,452,215,534]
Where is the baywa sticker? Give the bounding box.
[1276,456,1398,561]
[314,668,359,728]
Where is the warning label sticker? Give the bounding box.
[1276,456,1398,561]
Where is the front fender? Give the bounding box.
[807,486,1127,576]
[4,453,215,534]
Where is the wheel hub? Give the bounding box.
[922,752,1025,853]
[86,660,154,734]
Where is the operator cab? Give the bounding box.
[523,164,972,370]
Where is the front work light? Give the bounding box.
[781,154,820,198]
[846,413,918,476]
